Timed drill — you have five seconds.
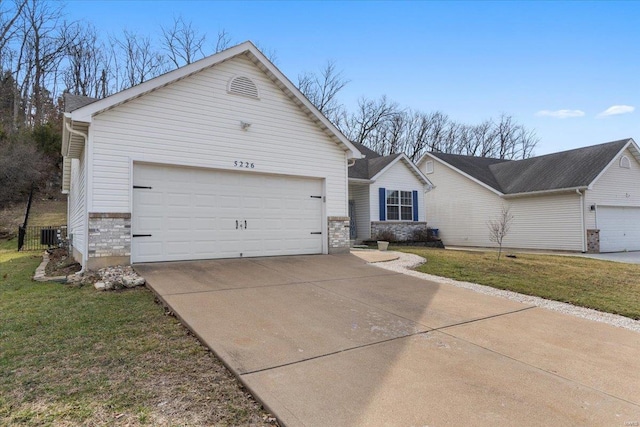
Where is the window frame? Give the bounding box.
[386,189,413,221]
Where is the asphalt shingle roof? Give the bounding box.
[430,138,633,194]
[348,142,403,180]
[63,93,99,113]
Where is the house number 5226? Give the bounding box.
[234,161,255,169]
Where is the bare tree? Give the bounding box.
[113,30,166,89]
[19,0,76,125]
[342,95,400,148]
[487,205,514,260]
[297,60,349,124]
[160,16,205,68]
[214,28,231,53]
[0,0,26,59]
[63,23,109,98]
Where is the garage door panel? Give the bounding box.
[599,206,640,252]
[133,164,323,263]
[167,193,190,206]
[135,216,162,232]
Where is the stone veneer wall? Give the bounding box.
[328,216,350,254]
[371,221,428,241]
[87,213,131,268]
[586,229,600,253]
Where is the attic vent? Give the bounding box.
[620,155,631,169]
[425,160,434,174]
[228,76,259,99]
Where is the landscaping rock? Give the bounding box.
[69,265,146,291]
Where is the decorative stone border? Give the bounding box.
[33,251,67,282]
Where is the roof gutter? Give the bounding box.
[502,186,588,199]
[64,118,88,157]
[348,178,374,184]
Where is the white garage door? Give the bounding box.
[132,163,324,263]
[598,206,640,253]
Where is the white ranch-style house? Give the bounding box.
[62,41,362,269]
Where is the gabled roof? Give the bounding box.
[348,143,432,186]
[423,138,639,196]
[62,41,362,160]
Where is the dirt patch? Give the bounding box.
[45,247,81,277]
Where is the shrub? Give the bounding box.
[376,229,396,242]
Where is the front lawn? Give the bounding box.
[397,247,640,320]
[0,238,276,426]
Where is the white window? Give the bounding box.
[620,155,631,169]
[425,160,434,174]
[386,190,413,221]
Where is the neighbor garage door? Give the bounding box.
[132,163,324,263]
[598,206,640,253]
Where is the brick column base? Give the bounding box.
[328,216,350,254]
[87,213,131,269]
[586,229,600,253]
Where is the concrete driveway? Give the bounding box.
[579,251,640,264]
[136,255,640,427]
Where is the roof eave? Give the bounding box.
[502,186,588,199]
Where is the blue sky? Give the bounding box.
[65,0,639,155]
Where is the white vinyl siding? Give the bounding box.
[88,55,347,217]
[505,194,583,251]
[68,149,86,257]
[422,156,583,251]
[369,162,426,222]
[348,183,371,240]
[585,149,640,230]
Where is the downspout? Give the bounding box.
[576,189,586,253]
[64,119,89,272]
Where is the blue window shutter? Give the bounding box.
[412,190,419,221]
[379,188,386,221]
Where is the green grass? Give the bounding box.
[397,247,640,320]
[0,240,274,426]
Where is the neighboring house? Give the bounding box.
[348,143,433,242]
[62,41,362,269]
[417,138,640,253]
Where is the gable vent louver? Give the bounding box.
[228,76,259,99]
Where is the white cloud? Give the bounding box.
[535,109,585,119]
[597,105,635,118]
